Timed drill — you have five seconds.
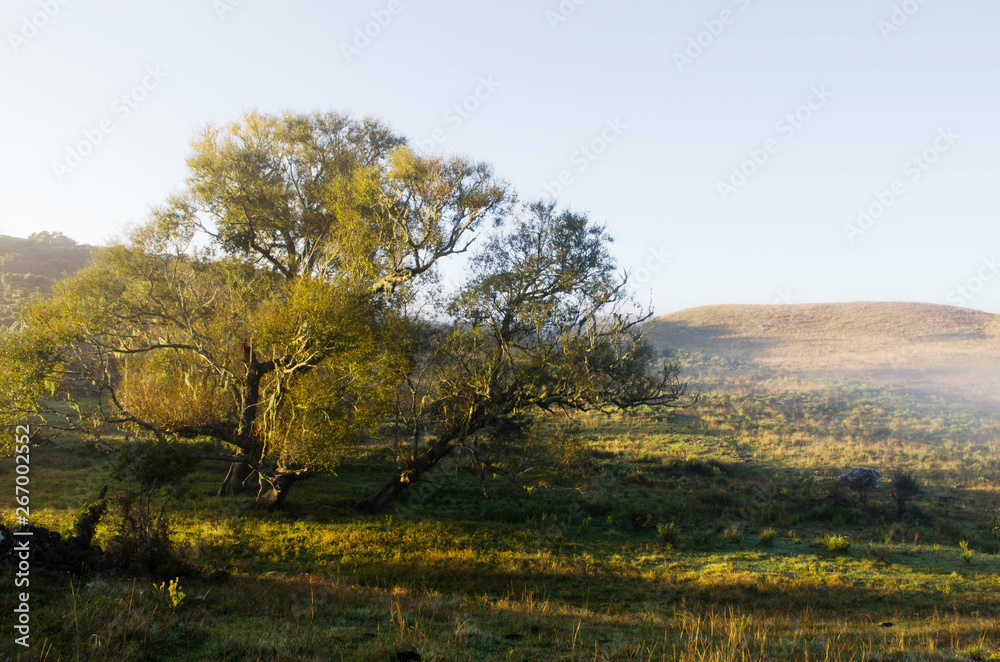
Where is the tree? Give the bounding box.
[3,109,511,505]
[839,466,881,508]
[355,201,688,514]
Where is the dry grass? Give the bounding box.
[648,302,1000,410]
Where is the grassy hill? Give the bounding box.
[0,232,95,326]
[648,302,1000,409]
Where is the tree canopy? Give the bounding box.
[2,109,686,510]
[356,201,686,513]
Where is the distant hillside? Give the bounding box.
[0,232,95,326]
[648,302,1000,409]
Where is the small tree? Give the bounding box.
[839,466,881,508]
[105,439,196,577]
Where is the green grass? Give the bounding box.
[5,301,1000,659]
[4,407,1000,661]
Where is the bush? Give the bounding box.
[71,498,108,548]
[825,535,851,554]
[657,522,679,545]
[758,528,776,547]
[889,468,921,520]
[629,510,654,533]
[960,539,973,564]
[105,439,197,578]
[721,523,743,545]
[692,528,713,547]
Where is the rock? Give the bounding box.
[0,521,104,576]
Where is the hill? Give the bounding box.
[0,232,95,326]
[648,302,1000,409]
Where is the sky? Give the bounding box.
[1,0,998,315]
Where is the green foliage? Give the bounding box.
[628,509,654,533]
[7,110,517,504]
[71,499,108,547]
[960,539,973,563]
[758,528,776,547]
[721,523,743,544]
[889,467,921,519]
[155,578,186,610]
[692,528,713,547]
[825,535,851,554]
[657,521,679,545]
[110,440,196,491]
[365,201,688,511]
[106,440,197,577]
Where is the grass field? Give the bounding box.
[3,302,1000,661]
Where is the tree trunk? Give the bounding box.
[354,472,411,514]
[216,342,272,497]
[355,440,455,514]
[258,472,310,510]
[216,462,258,497]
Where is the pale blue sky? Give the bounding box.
[1,0,998,314]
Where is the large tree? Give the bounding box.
[355,201,687,514]
[3,110,683,512]
[3,110,510,505]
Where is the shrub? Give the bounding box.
[825,535,851,554]
[71,498,108,548]
[657,522,679,545]
[155,577,186,609]
[960,540,973,564]
[721,523,743,545]
[758,528,776,547]
[629,510,654,533]
[692,528,713,547]
[105,440,197,578]
[889,468,921,520]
